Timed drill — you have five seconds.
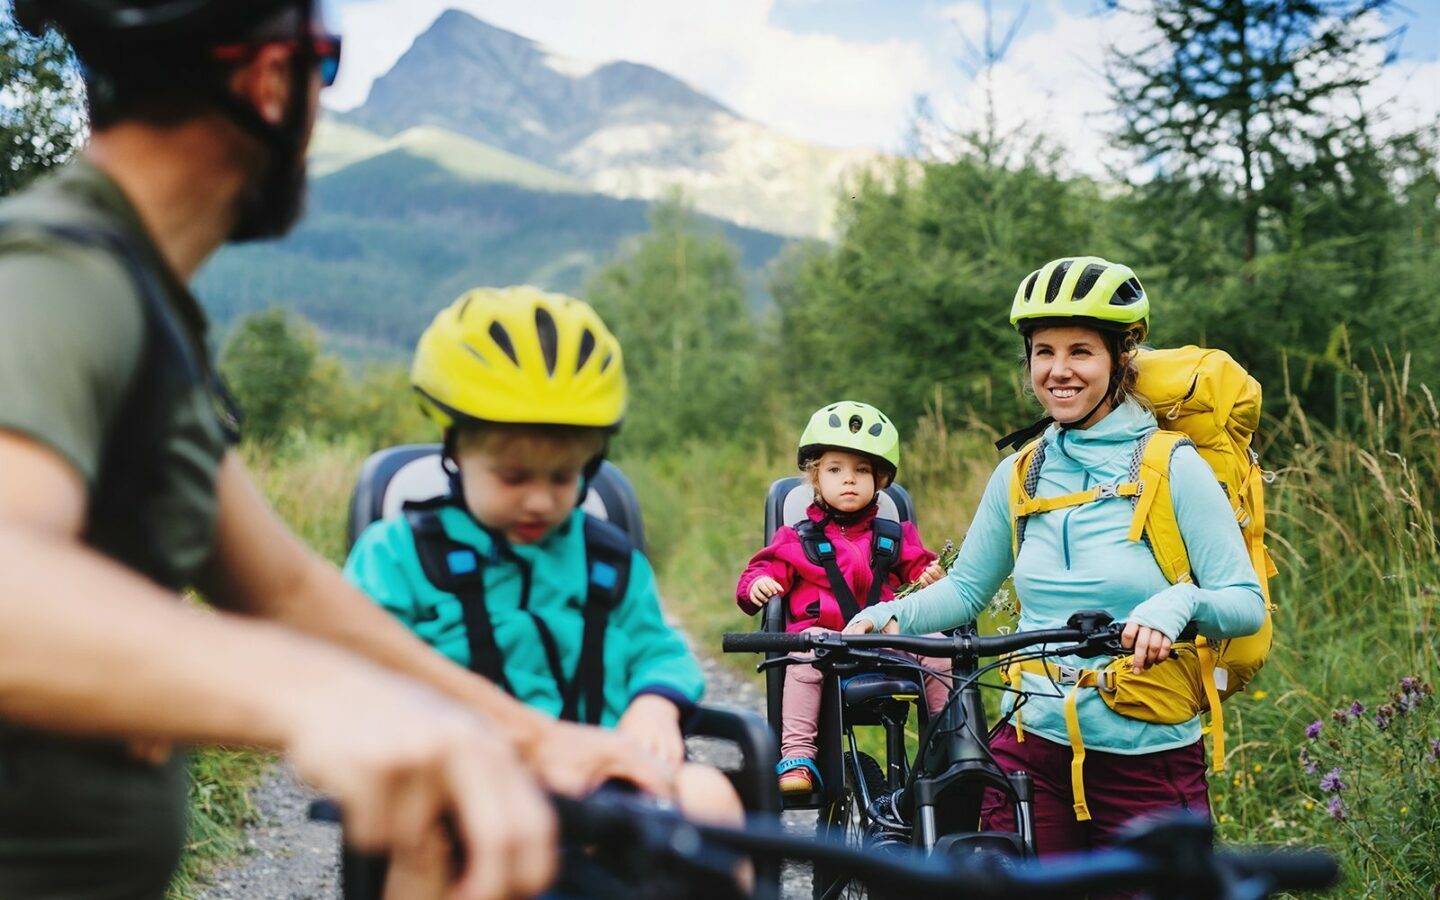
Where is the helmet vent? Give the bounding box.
[461,341,491,367]
[601,351,615,372]
[848,415,863,434]
[534,307,559,376]
[1075,264,1106,299]
[577,329,597,370]
[868,423,883,436]
[828,414,842,428]
[1044,260,1073,303]
[1111,278,1145,306]
[488,322,518,366]
[1023,270,1041,301]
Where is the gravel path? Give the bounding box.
[195,654,814,899]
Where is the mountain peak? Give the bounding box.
[346,8,736,166]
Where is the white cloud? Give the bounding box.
[326,0,1438,165]
[918,1,1149,177]
[326,0,934,151]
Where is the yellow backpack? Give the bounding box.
[1003,345,1277,821]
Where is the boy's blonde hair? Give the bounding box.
[453,422,607,469]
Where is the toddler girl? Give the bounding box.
[736,401,948,794]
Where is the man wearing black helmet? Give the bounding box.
[0,2,670,898]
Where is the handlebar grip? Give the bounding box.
[1219,849,1339,890]
[721,631,813,653]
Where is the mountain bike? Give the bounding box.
[723,609,1129,899]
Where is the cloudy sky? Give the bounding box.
[325,0,1439,175]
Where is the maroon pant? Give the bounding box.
[980,725,1210,855]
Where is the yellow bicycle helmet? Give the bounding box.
[412,286,626,430]
[1009,256,1149,340]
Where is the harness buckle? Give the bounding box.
[1056,665,1081,685]
[1096,483,1121,500]
[1097,669,1117,693]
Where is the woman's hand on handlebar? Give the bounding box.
[1121,621,1172,673]
[843,615,899,635]
[747,576,783,605]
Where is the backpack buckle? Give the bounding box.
[1097,669,1117,692]
[1096,483,1121,499]
[1056,665,1081,685]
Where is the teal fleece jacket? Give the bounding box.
[852,399,1265,754]
[345,506,704,727]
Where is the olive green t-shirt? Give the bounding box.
[0,160,231,899]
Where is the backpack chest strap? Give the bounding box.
[1014,481,1142,519]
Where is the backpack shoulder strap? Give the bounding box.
[569,516,635,725]
[1008,437,1047,555]
[1126,430,1194,585]
[795,518,862,623]
[0,221,236,587]
[402,500,514,693]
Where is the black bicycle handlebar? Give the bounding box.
[310,791,1336,899]
[722,609,1125,660]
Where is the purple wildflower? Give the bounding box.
[1347,700,1365,718]
[1298,747,1319,775]
[1401,676,1418,694]
[1399,692,1418,714]
[1319,767,1346,793]
[1376,704,1395,731]
[1327,797,1347,821]
[1306,720,1323,739]
[1426,739,1440,763]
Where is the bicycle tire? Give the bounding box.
[812,751,885,900]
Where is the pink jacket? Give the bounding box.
[736,502,938,633]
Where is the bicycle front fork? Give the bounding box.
[1010,770,1036,856]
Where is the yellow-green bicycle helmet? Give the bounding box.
[412,286,626,430]
[1009,256,1149,339]
[797,401,901,484]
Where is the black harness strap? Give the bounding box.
[404,499,514,694]
[795,518,860,623]
[796,516,907,623]
[404,500,634,725]
[866,517,904,608]
[569,518,632,725]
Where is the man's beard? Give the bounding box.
[228,151,308,243]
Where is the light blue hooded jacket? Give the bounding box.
[851,399,1266,753]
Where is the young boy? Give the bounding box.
[344,286,741,894]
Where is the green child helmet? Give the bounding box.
[797,401,901,486]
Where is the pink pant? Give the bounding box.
[780,627,954,760]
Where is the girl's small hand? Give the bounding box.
[617,695,686,771]
[1121,622,1173,673]
[916,563,946,587]
[748,576,783,605]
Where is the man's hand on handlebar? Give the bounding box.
[1121,622,1173,673]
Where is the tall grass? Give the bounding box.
[171,438,370,898]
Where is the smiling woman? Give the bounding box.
[845,255,1267,866]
